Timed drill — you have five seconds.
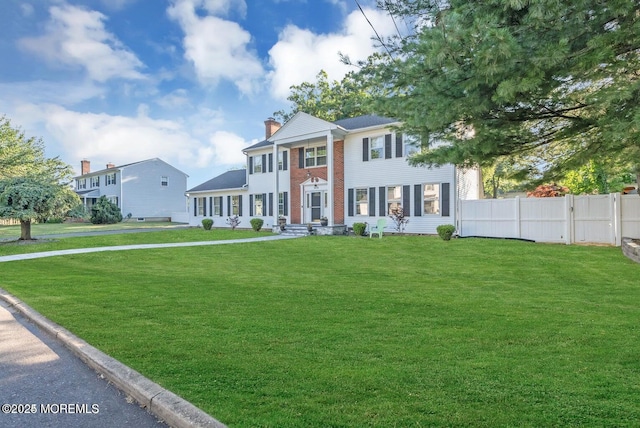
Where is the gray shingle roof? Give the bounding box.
[333,114,397,130]
[187,169,246,192]
[244,139,272,152]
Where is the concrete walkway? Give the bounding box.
[0,233,302,426]
[0,234,299,263]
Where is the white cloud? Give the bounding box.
[20,3,34,17]
[267,7,396,99]
[198,131,254,167]
[10,103,250,176]
[19,4,145,82]
[167,0,263,94]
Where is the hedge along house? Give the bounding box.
[186,112,482,233]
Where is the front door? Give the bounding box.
[306,191,324,223]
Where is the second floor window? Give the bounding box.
[106,173,116,185]
[253,156,262,173]
[305,146,327,167]
[161,176,168,186]
[77,178,86,189]
[90,176,100,187]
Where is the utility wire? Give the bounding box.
[354,0,394,60]
[384,0,403,39]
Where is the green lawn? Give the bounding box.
[0,220,187,239]
[1,235,639,427]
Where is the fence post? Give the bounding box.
[565,194,573,245]
[514,196,521,239]
[612,193,622,246]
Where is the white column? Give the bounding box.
[273,143,279,226]
[326,131,334,226]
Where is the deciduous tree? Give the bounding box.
[0,116,79,240]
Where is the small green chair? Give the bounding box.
[369,218,386,238]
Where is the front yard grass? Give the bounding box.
[1,236,639,427]
[0,220,186,239]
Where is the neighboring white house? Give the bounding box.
[186,113,481,233]
[74,158,188,221]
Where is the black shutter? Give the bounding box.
[203,197,207,217]
[249,156,253,174]
[249,194,254,216]
[298,148,304,168]
[209,197,213,217]
[403,185,411,217]
[442,183,451,217]
[269,193,273,216]
[194,198,197,216]
[262,154,267,174]
[238,195,243,216]
[362,138,369,162]
[268,153,273,172]
[262,193,267,216]
[283,151,288,170]
[414,184,422,216]
[369,187,376,217]
[348,189,354,217]
[385,134,392,159]
[379,187,385,216]
[396,134,403,157]
[283,192,288,216]
[227,196,231,216]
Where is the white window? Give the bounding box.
[197,197,206,216]
[253,156,262,173]
[370,136,384,160]
[305,146,327,167]
[387,186,402,215]
[213,197,221,216]
[90,176,100,187]
[254,194,263,216]
[107,196,118,206]
[231,195,240,215]
[161,176,168,187]
[278,151,287,170]
[278,192,285,216]
[423,184,440,215]
[106,173,116,185]
[77,178,86,190]
[404,134,420,157]
[355,188,368,216]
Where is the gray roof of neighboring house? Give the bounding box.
[333,114,397,130]
[187,169,246,192]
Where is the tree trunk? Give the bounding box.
[637,172,640,196]
[20,220,32,240]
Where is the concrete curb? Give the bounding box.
[0,289,227,428]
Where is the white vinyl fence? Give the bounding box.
[458,193,640,246]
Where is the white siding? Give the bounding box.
[270,112,335,143]
[343,129,460,234]
[121,159,187,218]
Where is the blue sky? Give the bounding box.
[0,0,397,187]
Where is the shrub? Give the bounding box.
[353,222,367,236]
[226,215,241,230]
[437,224,456,241]
[90,196,122,224]
[389,206,409,233]
[250,218,264,232]
[201,218,213,230]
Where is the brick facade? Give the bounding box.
[289,140,345,224]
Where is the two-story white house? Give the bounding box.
[74,158,188,221]
[186,113,481,233]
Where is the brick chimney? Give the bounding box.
[264,117,281,139]
[106,162,115,169]
[81,159,90,175]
